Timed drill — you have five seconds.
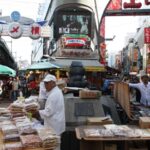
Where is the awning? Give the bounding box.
[0,64,16,77]
[51,58,106,72]
[27,61,60,70]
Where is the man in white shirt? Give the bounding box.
[38,76,47,109]
[129,72,150,106]
[37,74,65,136]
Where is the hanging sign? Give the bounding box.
[123,0,150,9]
[0,11,50,39]
[144,28,150,44]
[11,11,21,22]
[8,22,23,39]
[29,23,41,39]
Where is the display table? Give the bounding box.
[0,131,44,150]
[75,126,150,150]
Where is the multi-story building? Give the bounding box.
[31,0,104,63]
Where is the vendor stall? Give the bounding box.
[75,125,150,150]
[0,96,60,150]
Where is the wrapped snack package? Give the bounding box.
[20,134,42,148]
[4,142,23,150]
[2,124,18,136]
[3,133,20,142]
[37,128,60,149]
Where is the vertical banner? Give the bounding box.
[144,28,150,44]
[100,43,106,65]
[100,17,105,38]
[107,0,122,10]
[100,17,106,65]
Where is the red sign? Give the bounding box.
[64,37,87,47]
[100,17,105,38]
[123,0,150,8]
[100,43,106,65]
[144,28,150,44]
[107,0,122,10]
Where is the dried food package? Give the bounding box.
[20,134,42,148]
[0,107,11,118]
[3,133,20,142]
[9,102,25,118]
[0,120,13,130]
[24,96,38,104]
[24,102,40,113]
[15,118,31,128]
[99,129,114,137]
[2,124,18,136]
[37,128,60,149]
[18,124,37,135]
[13,116,29,124]
[4,142,23,150]
[0,116,11,122]
[84,129,101,137]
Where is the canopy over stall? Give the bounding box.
[0,64,16,77]
[27,61,60,70]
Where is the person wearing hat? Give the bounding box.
[33,74,66,136]
[129,71,150,106]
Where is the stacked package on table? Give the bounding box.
[9,102,25,118]
[24,102,39,114]
[0,108,11,121]
[20,134,42,148]
[3,142,23,150]
[37,128,60,149]
[15,116,37,135]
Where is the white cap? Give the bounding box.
[43,74,56,82]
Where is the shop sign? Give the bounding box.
[0,11,50,39]
[144,28,150,44]
[0,23,50,39]
[100,43,106,65]
[64,38,87,47]
[29,23,41,40]
[107,0,122,10]
[123,0,150,9]
[8,22,23,39]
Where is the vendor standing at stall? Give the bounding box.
[34,74,66,136]
[129,71,150,106]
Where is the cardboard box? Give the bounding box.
[104,144,117,150]
[79,89,101,99]
[139,117,150,129]
[87,117,113,125]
